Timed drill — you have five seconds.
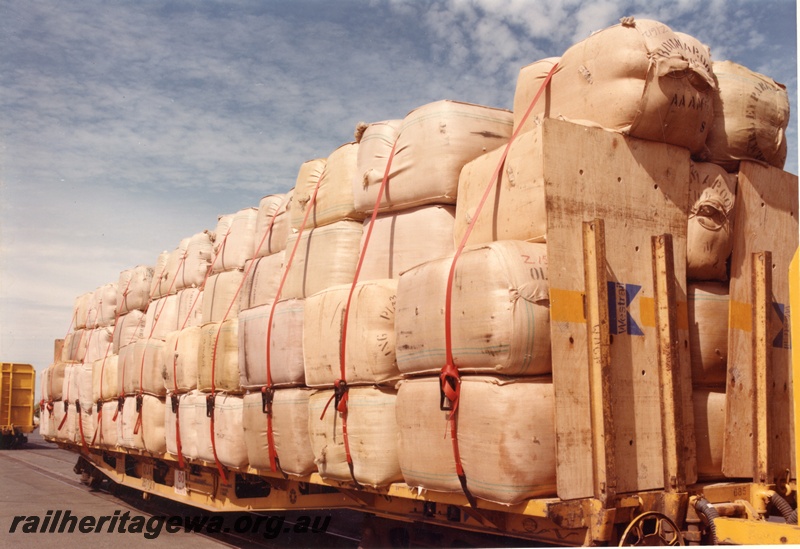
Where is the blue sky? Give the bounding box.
[1,0,797,379]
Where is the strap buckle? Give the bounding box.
[333,379,348,411]
[64,400,70,413]
[439,373,459,411]
[206,393,215,418]
[171,394,179,414]
[261,386,275,414]
[135,393,143,413]
[96,400,102,414]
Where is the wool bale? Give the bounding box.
[308,386,401,487]
[144,294,180,341]
[91,283,118,328]
[211,208,258,273]
[687,163,737,281]
[353,101,513,212]
[291,143,365,230]
[165,391,197,459]
[197,319,240,393]
[242,388,316,476]
[149,250,173,300]
[98,400,119,449]
[396,376,557,505]
[175,231,214,290]
[84,326,114,365]
[283,221,363,300]
[254,193,291,258]
[131,339,167,397]
[53,400,77,443]
[177,287,204,329]
[40,402,55,439]
[61,363,80,410]
[455,129,548,245]
[112,310,146,354]
[77,361,94,412]
[706,60,790,171]
[512,57,560,129]
[79,407,98,447]
[118,395,165,454]
[202,270,244,324]
[396,241,551,376]
[303,280,398,387]
[514,19,715,156]
[117,265,155,315]
[43,362,67,401]
[73,291,93,330]
[694,388,726,480]
[163,327,201,394]
[240,254,284,310]
[358,205,456,281]
[91,355,119,403]
[211,394,248,469]
[688,282,728,385]
[238,300,305,389]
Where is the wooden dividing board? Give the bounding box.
[543,119,695,500]
[723,161,798,480]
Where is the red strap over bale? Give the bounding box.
[439,61,559,508]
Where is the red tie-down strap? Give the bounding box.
[171,394,185,469]
[113,395,123,422]
[319,137,400,487]
[262,170,326,475]
[133,393,143,435]
[238,197,286,475]
[91,401,102,446]
[260,386,283,476]
[58,365,74,432]
[164,230,228,471]
[205,212,281,481]
[118,250,163,408]
[206,394,228,482]
[77,401,89,454]
[131,252,191,450]
[439,62,559,512]
[57,400,69,431]
[92,335,114,448]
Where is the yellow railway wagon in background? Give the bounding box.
[0,363,36,449]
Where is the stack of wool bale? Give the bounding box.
[103,265,152,449]
[239,189,323,477]
[161,232,213,462]
[686,163,736,480]
[116,250,186,455]
[52,288,117,447]
[44,289,84,446]
[190,208,258,469]
[39,361,66,440]
[76,284,117,448]
[241,142,367,479]
[685,58,789,480]
[45,294,89,444]
[325,100,516,490]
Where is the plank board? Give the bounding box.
[723,161,798,479]
[543,119,695,500]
